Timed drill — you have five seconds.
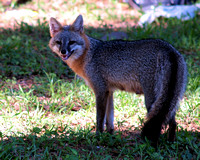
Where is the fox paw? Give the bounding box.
[141,123,162,147]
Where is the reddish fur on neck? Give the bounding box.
[66,31,90,81]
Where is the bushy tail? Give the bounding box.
[141,50,187,145]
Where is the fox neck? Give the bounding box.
[65,33,90,80]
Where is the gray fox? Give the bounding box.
[49,15,187,145]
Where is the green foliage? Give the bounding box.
[0,21,73,78]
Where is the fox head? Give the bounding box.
[49,15,89,61]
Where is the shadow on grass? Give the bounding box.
[0,21,118,79]
[0,22,71,79]
[0,127,199,159]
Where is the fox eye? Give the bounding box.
[56,41,62,45]
[68,41,76,45]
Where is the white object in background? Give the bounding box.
[139,4,200,25]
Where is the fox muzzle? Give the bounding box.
[60,49,74,60]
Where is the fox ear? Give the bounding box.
[72,15,84,33]
[49,18,62,37]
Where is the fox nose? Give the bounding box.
[61,49,66,54]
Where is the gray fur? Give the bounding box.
[49,15,187,145]
[84,37,187,142]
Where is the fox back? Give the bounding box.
[49,15,187,146]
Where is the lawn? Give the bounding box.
[0,0,199,159]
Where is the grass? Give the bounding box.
[0,0,200,159]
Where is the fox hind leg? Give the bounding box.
[141,113,163,147]
[141,85,161,145]
[167,115,177,142]
[144,92,156,113]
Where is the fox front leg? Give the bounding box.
[95,91,109,135]
[105,91,114,134]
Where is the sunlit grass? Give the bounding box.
[0,71,199,158]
